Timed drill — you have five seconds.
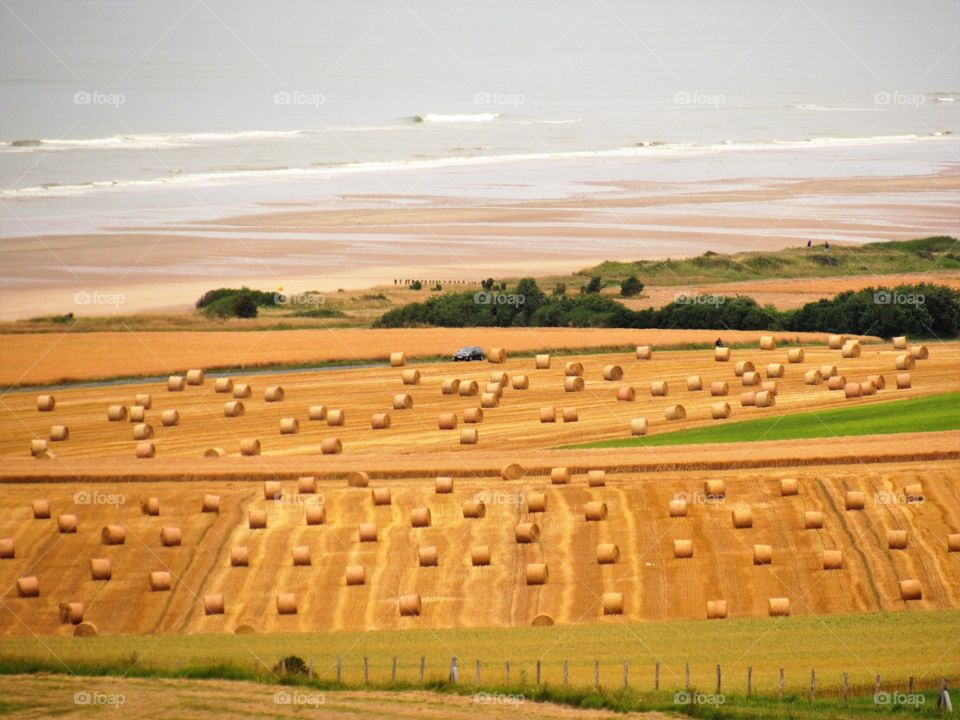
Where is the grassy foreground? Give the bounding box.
[569,392,960,449]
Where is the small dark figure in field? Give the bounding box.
[715,337,724,347]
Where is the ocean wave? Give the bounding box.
[793,104,883,112]
[412,113,500,123]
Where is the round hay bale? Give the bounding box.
[202,494,221,513]
[909,345,928,360]
[291,545,311,566]
[787,348,805,363]
[471,546,491,566]
[161,409,180,427]
[616,386,636,402]
[706,600,728,620]
[665,404,686,420]
[345,565,365,585]
[58,601,84,624]
[239,438,261,456]
[437,412,457,430]
[602,592,624,615]
[203,594,224,615]
[768,598,790,616]
[899,579,922,600]
[734,360,755,377]
[564,361,584,377]
[563,376,585,392]
[278,417,300,435]
[753,544,773,565]
[441,378,461,395]
[820,364,838,379]
[780,477,799,496]
[515,522,540,543]
[276,593,298,615]
[480,392,499,408]
[887,530,908,550]
[390,351,406,367]
[844,382,862,398]
[630,417,648,436]
[460,428,479,445]
[263,481,282,500]
[90,558,112,580]
[74,621,98,637]
[358,523,378,542]
[393,393,413,411]
[947,533,960,552]
[167,375,185,391]
[828,334,845,349]
[527,492,547,513]
[186,369,205,386]
[501,462,524,480]
[669,499,688,517]
[687,375,703,391]
[827,375,847,391]
[133,423,154,440]
[896,373,911,389]
[50,425,69,441]
[588,469,606,487]
[896,353,916,370]
[297,476,316,494]
[248,509,267,529]
[710,381,729,396]
[904,483,923,502]
[893,336,908,349]
[711,401,731,420]
[715,347,730,362]
[732,506,753,529]
[321,437,342,455]
[418,545,438,567]
[844,491,865,511]
[234,624,255,635]
[16,576,39,597]
[485,382,503,398]
[101,525,126,545]
[705,479,726,499]
[127,403,144,422]
[224,401,245,417]
[540,405,558,422]
[742,371,760,386]
[399,594,422,616]
[821,550,843,570]
[57,514,78,533]
[371,487,392,506]
[459,380,479,396]
[140,497,160,516]
[411,506,432,528]
[740,391,757,407]
[0,538,14,559]
[550,467,570,485]
[603,365,623,381]
[464,407,484,423]
[525,563,548,585]
[401,369,421,385]
[861,381,877,396]
[562,406,579,422]
[841,342,861,358]
[490,371,508,386]
[230,547,249,567]
[755,390,775,408]
[584,501,607,521]
[32,499,50,519]
[804,369,823,385]
[305,504,326,526]
[30,439,48,457]
[233,383,252,399]
[673,539,693,558]
[107,405,127,422]
[347,471,369,487]
[36,395,55,412]
[160,526,182,547]
[487,347,506,364]
[511,374,529,390]
[804,511,823,530]
[535,354,551,369]
[265,386,285,402]
[435,476,454,493]
[597,543,620,564]
[636,345,652,360]
[651,380,668,396]
[766,363,784,378]
[214,378,233,394]
[531,614,555,626]
[760,335,776,350]
[150,571,171,591]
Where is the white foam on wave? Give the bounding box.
[794,104,883,112]
[413,113,500,124]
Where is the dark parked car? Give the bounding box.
[453,346,485,361]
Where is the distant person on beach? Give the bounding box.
[806,240,812,248]
[824,241,830,252]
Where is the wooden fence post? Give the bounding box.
[875,674,881,700]
[778,668,784,701]
[655,662,660,691]
[563,660,569,686]
[336,656,342,684]
[842,672,848,704]
[309,657,314,680]
[419,656,425,684]
[908,676,914,695]
[747,666,752,696]
[624,660,629,689]
[363,656,369,685]
[809,669,815,700]
[685,662,690,691]
[505,660,510,684]
[716,664,721,694]
[536,660,541,686]
[450,656,458,684]
[475,659,480,685]
[594,660,600,690]
[281,658,286,674]
[391,657,397,683]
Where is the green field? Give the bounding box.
[568,392,960,449]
